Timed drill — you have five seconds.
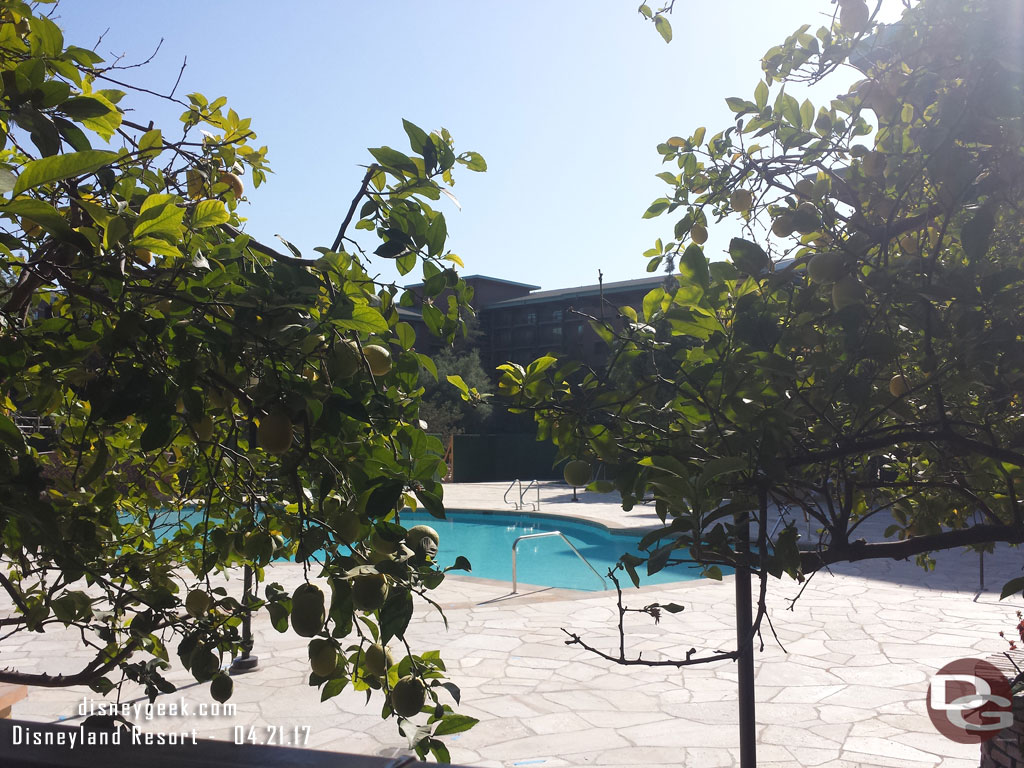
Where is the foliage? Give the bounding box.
[0,1,482,758]
[505,0,1024,600]
[418,346,493,441]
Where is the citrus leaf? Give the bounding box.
[654,15,672,43]
[1000,577,1024,600]
[13,150,118,195]
[433,714,478,736]
[191,199,229,229]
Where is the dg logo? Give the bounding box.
[927,658,1014,744]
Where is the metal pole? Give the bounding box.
[230,564,259,673]
[735,500,756,768]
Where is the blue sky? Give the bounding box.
[54,1,905,290]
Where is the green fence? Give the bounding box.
[450,434,560,482]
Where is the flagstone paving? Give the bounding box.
[2,481,1023,767]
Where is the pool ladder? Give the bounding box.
[503,478,540,511]
[511,531,606,593]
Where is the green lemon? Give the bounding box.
[563,459,592,487]
[391,675,427,717]
[290,583,325,638]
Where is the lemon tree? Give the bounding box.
[507,0,1024,603]
[0,1,478,759]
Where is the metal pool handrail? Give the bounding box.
[519,479,540,511]
[511,531,606,593]
[503,479,523,510]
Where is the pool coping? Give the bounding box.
[440,505,664,535]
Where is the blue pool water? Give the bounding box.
[399,509,705,591]
[139,507,706,591]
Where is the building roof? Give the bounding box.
[404,274,541,291]
[481,275,669,309]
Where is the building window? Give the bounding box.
[551,309,563,322]
[541,325,562,343]
[513,326,535,345]
[525,311,537,325]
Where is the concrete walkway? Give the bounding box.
[4,481,1023,767]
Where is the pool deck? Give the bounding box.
[3,481,1023,767]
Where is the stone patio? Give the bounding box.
[3,481,1023,767]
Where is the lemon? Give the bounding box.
[185,589,211,618]
[730,188,753,212]
[258,409,293,455]
[364,643,393,677]
[362,345,392,376]
[563,459,592,487]
[391,675,427,718]
[290,583,325,638]
[351,574,389,612]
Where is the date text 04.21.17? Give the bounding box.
[233,725,312,746]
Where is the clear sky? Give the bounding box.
[53,1,906,291]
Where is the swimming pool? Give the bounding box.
[141,507,705,591]
[399,509,704,591]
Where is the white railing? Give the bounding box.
[503,479,523,510]
[511,531,606,593]
[503,479,540,511]
[519,479,540,511]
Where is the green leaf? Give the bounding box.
[379,590,414,644]
[139,129,163,152]
[80,440,109,487]
[457,152,487,172]
[728,238,770,276]
[134,195,185,239]
[415,352,438,381]
[704,565,723,581]
[334,305,389,335]
[800,99,815,131]
[368,146,418,175]
[0,413,25,450]
[402,119,430,155]
[754,80,769,111]
[191,199,229,229]
[28,15,64,57]
[961,207,995,261]
[0,169,16,195]
[433,714,479,736]
[13,150,118,195]
[1000,577,1024,600]
[394,322,416,350]
[644,199,670,219]
[414,488,445,519]
[321,678,347,702]
[1,198,74,238]
[140,417,173,452]
[679,244,709,289]
[446,374,470,395]
[58,97,114,120]
[654,15,672,43]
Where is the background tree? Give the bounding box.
[418,345,494,442]
[504,0,1024,649]
[0,1,483,758]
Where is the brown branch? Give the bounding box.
[0,637,141,688]
[561,628,737,667]
[800,523,1024,571]
[332,166,377,252]
[788,429,1024,469]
